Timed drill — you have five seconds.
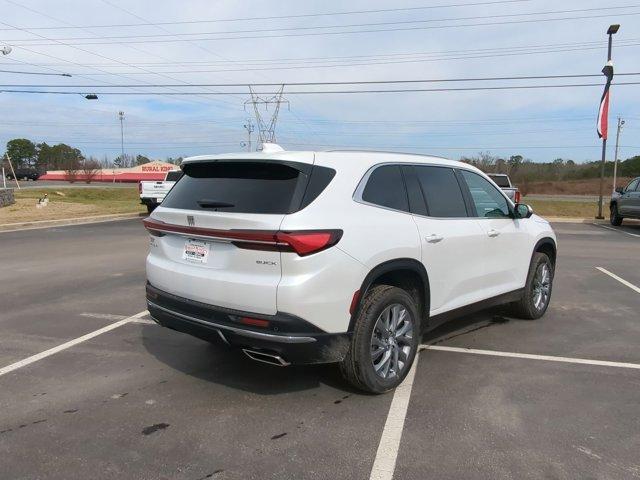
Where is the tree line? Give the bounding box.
[1,138,161,172]
[461,152,640,183]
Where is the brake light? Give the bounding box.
[275,230,343,256]
[142,218,342,257]
[515,190,521,203]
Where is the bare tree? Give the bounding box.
[82,158,101,184]
[64,158,81,183]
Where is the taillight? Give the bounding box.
[142,218,342,257]
[515,190,521,203]
[275,230,343,256]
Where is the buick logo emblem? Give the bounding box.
[187,215,195,227]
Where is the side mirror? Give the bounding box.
[615,186,624,194]
[514,203,533,219]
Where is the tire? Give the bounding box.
[340,285,421,394]
[610,204,623,226]
[146,204,156,214]
[509,252,554,320]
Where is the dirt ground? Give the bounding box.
[523,177,632,195]
[0,188,145,225]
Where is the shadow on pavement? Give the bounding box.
[139,324,361,395]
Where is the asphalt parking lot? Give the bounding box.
[1,219,639,479]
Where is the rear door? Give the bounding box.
[406,165,489,314]
[146,158,313,315]
[458,169,531,295]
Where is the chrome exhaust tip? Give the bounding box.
[242,348,290,367]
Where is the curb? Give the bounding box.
[546,217,606,224]
[546,217,640,225]
[0,212,146,232]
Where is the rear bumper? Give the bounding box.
[140,197,161,206]
[146,283,351,365]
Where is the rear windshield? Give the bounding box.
[488,175,510,187]
[161,161,333,214]
[165,170,183,182]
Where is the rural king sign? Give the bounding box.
[141,165,175,173]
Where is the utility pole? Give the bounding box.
[243,119,254,152]
[116,111,125,183]
[596,24,620,219]
[4,153,20,189]
[244,85,289,146]
[612,117,625,193]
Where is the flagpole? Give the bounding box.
[597,24,619,220]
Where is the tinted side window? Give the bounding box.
[165,170,183,182]
[626,179,640,191]
[488,175,510,187]
[362,165,409,212]
[460,170,511,218]
[414,166,468,218]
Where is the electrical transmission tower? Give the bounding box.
[244,85,289,145]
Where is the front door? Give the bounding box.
[458,170,531,296]
[619,178,640,217]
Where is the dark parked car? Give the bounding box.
[6,168,41,181]
[610,176,640,225]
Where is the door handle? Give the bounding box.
[425,234,444,243]
[487,229,500,238]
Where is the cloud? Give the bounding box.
[1,0,639,162]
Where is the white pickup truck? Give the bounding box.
[139,170,183,213]
[487,173,521,204]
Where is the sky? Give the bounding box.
[0,0,639,164]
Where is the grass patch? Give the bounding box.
[1,187,144,224]
[527,199,599,218]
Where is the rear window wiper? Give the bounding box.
[197,199,235,209]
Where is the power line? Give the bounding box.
[6,72,640,88]
[3,81,640,95]
[1,1,240,108]
[0,1,537,31]
[5,5,637,43]
[6,38,638,67]
[0,68,71,76]
[10,9,640,46]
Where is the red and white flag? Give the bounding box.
[597,62,614,140]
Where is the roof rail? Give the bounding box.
[324,149,449,160]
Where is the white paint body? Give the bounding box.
[146,150,556,334]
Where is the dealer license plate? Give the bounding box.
[183,239,210,264]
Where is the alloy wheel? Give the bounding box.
[370,303,414,379]
[532,263,551,311]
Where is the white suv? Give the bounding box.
[145,147,556,393]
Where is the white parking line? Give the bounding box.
[369,353,419,480]
[596,267,640,294]
[592,223,640,238]
[0,310,148,378]
[422,345,640,370]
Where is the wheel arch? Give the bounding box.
[533,237,557,266]
[348,258,430,332]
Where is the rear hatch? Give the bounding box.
[145,156,335,315]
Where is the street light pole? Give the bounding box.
[612,117,625,193]
[116,111,125,184]
[596,24,619,219]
